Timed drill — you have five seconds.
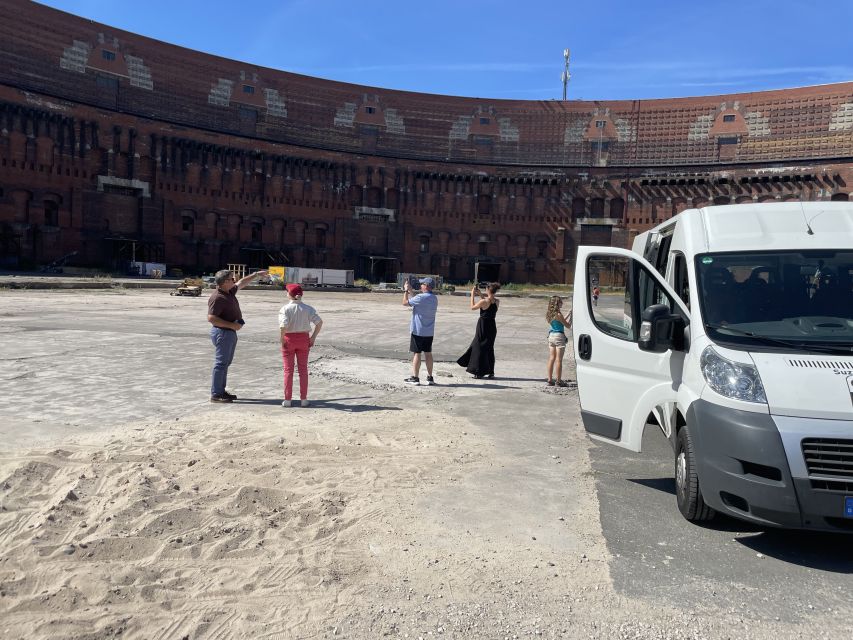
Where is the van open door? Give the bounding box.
[572,247,689,452]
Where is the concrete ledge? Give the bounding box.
[0,276,568,296]
[1,280,117,290]
[0,277,371,293]
[242,285,369,293]
[0,276,181,289]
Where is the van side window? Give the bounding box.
[638,262,676,313]
[672,254,690,310]
[587,254,678,342]
[643,229,676,278]
[655,234,673,277]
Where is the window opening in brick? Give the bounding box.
[101,50,116,61]
[365,106,375,114]
[181,216,194,233]
[419,236,430,253]
[595,120,606,128]
[243,85,255,94]
[477,194,491,215]
[103,184,139,196]
[722,114,735,122]
[44,200,59,226]
[238,107,258,123]
[480,117,490,125]
[96,75,118,90]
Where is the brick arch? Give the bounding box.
[365,186,383,208]
[42,191,63,205]
[671,197,689,215]
[651,197,668,222]
[348,185,363,206]
[179,208,196,237]
[590,197,605,217]
[608,197,625,219]
[515,234,529,258]
[10,189,32,223]
[271,218,287,248]
[456,232,470,255]
[571,197,585,221]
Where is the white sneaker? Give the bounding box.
[300,399,310,408]
[281,400,292,408]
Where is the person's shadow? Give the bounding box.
[486,376,547,383]
[437,382,521,389]
[236,396,400,413]
[435,374,544,389]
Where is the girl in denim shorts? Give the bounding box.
[545,296,573,386]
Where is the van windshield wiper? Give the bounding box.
[704,323,853,354]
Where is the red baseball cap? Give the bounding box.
[286,283,303,297]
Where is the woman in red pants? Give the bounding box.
[278,284,323,407]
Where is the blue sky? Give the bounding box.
[39,0,853,101]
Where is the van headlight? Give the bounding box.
[700,346,767,404]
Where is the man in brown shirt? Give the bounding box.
[207,268,268,402]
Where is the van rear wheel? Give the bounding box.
[675,427,715,522]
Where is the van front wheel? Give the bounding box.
[675,427,715,522]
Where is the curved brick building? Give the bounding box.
[1,0,851,282]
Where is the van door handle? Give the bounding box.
[578,334,592,360]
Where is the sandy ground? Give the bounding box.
[0,289,846,639]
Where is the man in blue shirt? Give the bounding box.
[402,276,439,385]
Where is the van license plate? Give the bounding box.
[845,497,853,519]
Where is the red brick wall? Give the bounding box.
[0,0,851,281]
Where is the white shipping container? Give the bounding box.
[285,267,355,286]
[321,269,354,286]
[283,267,299,284]
[296,268,324,285]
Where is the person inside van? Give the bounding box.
[702,266,737,325]
[739,267,779,323]
[813,271,842,316]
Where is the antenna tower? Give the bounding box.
[561,48,571,101]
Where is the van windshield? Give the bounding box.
[696,250,853,351]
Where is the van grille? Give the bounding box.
[802,438,853,491]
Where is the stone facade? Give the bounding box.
[0,0,850,282]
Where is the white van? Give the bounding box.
[572,202,853,532]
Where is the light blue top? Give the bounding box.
[549,319,565,333]
[409,292,438,336]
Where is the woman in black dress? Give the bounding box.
[457,282,500,378]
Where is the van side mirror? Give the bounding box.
[638,304,687,352]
